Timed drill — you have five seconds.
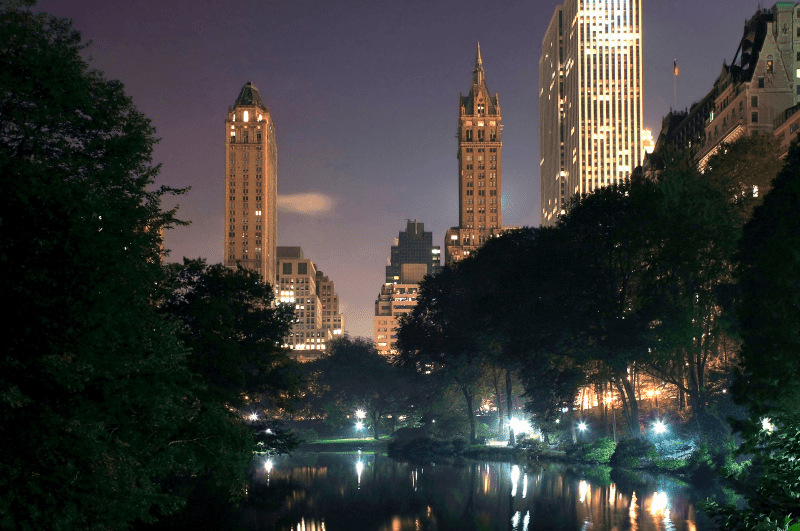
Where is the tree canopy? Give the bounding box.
[0,5,289,528]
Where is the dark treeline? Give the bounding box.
[1,4,301,529]
[395,138,800,529]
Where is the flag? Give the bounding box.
[673,60,679,76]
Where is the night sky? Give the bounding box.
[45,0,765,338]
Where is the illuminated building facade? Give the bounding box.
[224,82,278,283]
[276,247,344,362]
[649,3,800,171]
[540,0,644,227]
[444,43,504,262]
[374,283,419,356]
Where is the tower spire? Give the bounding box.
[473,42,485,85]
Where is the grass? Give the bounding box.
[305,435,391,444]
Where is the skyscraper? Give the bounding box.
[224,82,277,284]
[375,220,441,356]
[540,0,644,227]
[444,43,504,262]
[386,220,442,284]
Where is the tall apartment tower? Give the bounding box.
[375,220,440,356]
[444,43,504,263]
[224,82,278,284]
[540,0,644,227]
[386,220,442,284]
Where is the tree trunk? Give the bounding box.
[570,405,577,444]
[460,384,477,444]
[687,350,704,414]
[493,371,504,436]
[371,411,380,440]
[615,381,633,435]
[505,369,515,446]
[619,377,640,436]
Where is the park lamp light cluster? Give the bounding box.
[507,417,533,435]
[652,419,668,435]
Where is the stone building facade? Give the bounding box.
[224,82,277,284]
[445,43,504,262]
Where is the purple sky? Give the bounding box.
[45,0,766,339]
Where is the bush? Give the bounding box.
[609,437,657,469]
[299,428,319,442]
[566,438,617,463]
[583,438,617,463]
[517,437,548,455]
[451,438,469,455]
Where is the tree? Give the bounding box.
[699,140,800,530]
[555,177,665,436]
[160,258,299,410]
[396,265,486,443]
[0,5,251,528]
[734,139,800,418]
[310,337,414,440]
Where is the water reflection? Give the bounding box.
[238,453,714,530]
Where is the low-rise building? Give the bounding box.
[276,247,344,362]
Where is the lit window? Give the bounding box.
[244,110,249,122]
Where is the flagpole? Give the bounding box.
[673,59,678,110]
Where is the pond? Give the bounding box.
[231,452,717,531]
[152,452,719,530]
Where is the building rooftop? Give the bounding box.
[234,81,268,111]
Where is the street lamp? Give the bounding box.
[652,419,668,435]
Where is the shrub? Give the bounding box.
[299,428,319,442]
[609,437,656,469]
[451,438,469,455]
[583,438,616,463]
[685,442,718,486]
[517,437,548,455]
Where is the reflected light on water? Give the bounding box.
[630,491,639,531]
[522,473,528,499]
[650,491,669,516]
[292,517,326,531]
[510,465,520,497]
[579,479,588,504]
[356,460,364,489]
[511,510,520,530]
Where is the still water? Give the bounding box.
[234,452,716,531]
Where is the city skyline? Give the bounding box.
[45,0,771,338]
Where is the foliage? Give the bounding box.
[609,437,657,469]
[735,140,800,419]
[517,437,549,455]
[161,258,299,409]
[395,266,488,443]
[566,438,616,464]
[700,416,800,531]
[310,336,415,440]
[0,4,253,528]
[298,428,319,443]
[700,140,800,529]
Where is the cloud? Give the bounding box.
[277,192,335,216]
